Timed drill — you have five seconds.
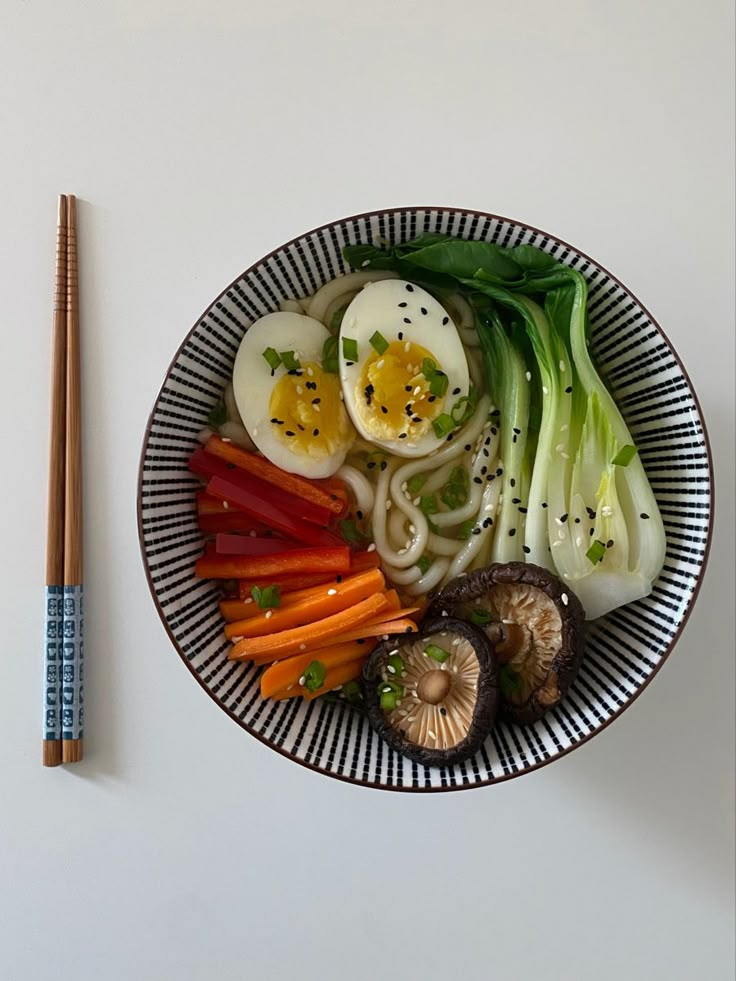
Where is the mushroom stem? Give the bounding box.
[417,670,452,705]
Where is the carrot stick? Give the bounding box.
[260,641,371,698]
[229,592,389,662]
[224,570,376,621]
[303,660,365,701]
[204,436,344,515]
[195,545,350,580]
[224,570,385,639]
[237,573,336,600]
[305,616,419,649]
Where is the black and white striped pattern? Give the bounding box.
[138,208,713,792]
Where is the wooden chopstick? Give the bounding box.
[62,194,84,764]
[42,195,67,767]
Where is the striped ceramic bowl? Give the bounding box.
[138,207,713,792]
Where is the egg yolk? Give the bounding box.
[269,361,351,456]
[356,341,446,441]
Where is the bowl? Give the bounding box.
[137,207,713,792]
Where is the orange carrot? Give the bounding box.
[237,573,336,600]
[223,569,386,621]
[229,592,389,663]
[204,436,344,515]
[195,545,350,580]
[260,641,371,698]
[309,616,419,648]
[224,569,385,639]
[303,660,365,701]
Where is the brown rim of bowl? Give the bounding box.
[136,205,716,793]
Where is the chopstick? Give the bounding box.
[63,194,83,764]
[42,194,84,766]
[42,195,67,767]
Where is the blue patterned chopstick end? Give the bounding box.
[62,585,84,741]
[43,585,64,741]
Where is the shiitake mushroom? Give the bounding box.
[428,563,585,724]
[362,617,498,767]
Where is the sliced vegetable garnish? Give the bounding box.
[499,665,523,698]
[416,555,433,574]
[406,473,427,494]
[469,608,493,626]
[342,680,362,704]
[425,643,451,663]
[279,350,301,371]
[196,542,350,579]
[380,690,400,711]
[322,335,339,373]
[421,357,437,378]
[342,337,359,362]
[386,653,405,676]
[207,400,227,427]
[251,584,281,609]
[432,413,455,438]
[429,371,449,398]
[450,386,478,425]
[262,347,282,370]
[458,519,475,540]
[612,444,638,467]
[339,519,361,543]
[440,465,468,509]
[419,494,438,516]
[260,641,372,698]
[369,330,389,355]
[586,540,607,565]
[302,660,326,692]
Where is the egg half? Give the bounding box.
[232,312,353,478]
[339,280,470,457]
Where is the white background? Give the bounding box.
[1,2,734,979]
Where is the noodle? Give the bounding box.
[336,465,375,517]
[444,478,502,580]
[406,556,451,596]
[307,271,398,323]
[381,562,423,585]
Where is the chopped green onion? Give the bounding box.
[322,335,339,373]
[279,350,301,371]
[386,653,405,676]
[250,584,281,609]
[586,540,607,565]
[329,303,348,333]
[419,494,438,516]
[207,399,227,427]
[612,444,638,467]
[425,643,450,663]
[262,347,281,370]
[407,473,426,494]
[421,357,437,378]
[302,660,326,692]
[342,337,359,362]
[380,690,400,711]
[432,413,455,438]
[499,665,522,698]
[416,555,433,574]
[451,384,479,426]
[458,519,475,540]
[339,519,361,543]
[429,371,448,398]
[342,680,362,705]
[440,465,469,509]
[369,330,389,355]
[379,679,403,696]
[470,608,493,626]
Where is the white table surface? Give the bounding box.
[2,2,734,979]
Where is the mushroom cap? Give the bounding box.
[427,563,585,725]
[362,617,498,767]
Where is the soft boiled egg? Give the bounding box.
[339,280,470,457]
[232,312,353,478]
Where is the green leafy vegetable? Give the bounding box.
[302,661,326,692]
[262,347,281,371]
[342,337,359,362]
[251,584,281,609]
[341,680,362,705]
[425,644,450,663]
[419,494,438,516]
[612,444,638,467]
[369,331,389,355]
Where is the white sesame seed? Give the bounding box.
[327,588,337,596]
[385,500,392,510]
[413,386,422,395]
[602,506,613,517]
[560,424,569,432]
[413,496,421,506]
[348,317,357,328]
[286,683,294,691]
[296,385,303,395]
[307,367,314,376]
[387,665,396,674]
[252,429,258,437]
[376,359,385,370]
[401,481,408,491]
[298,675,305,686]
[576,536,583,547]
[555,517,564,526]
[404,342,411,352]
[244,597,253,605]
[382,634,389,641]
[555,443,565,453]
[561,451,570,459]
[299,643,306,651]
[558,529,566,541]
[561,593,569,606]
[361,259,370,267]
[428,730,437,741]
[543,385,549,395]
[221,437,232,443]
[222,501,230,510]
[231,636,243,643]
[525,371,532,381]
[265,610,273,619]
[552,541,563,549]
[367,543,376,552]
[397,547,407,555]
[409,524,416,534]
[313,404,320,412]
[559,360,566,372]
[249,529,257,537]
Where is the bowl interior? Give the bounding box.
[138,208,712,791]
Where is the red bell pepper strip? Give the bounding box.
[189,449,332,527]
[215,534,297,556]
[194,544,351,580]
[206,475,340,548]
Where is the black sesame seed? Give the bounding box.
[512,434,518,444]
[357,637,365,644]
[405,626,413,632]
[270,368,275,377]
[464,444,472,451]
[380,461,387,471]
[522,545,531,554]
[472,527,481,536]
[297,424,305,431]
[446,433,454,441]
[512,497,521,504]
[270,417,279,423]
[313,428,320,436]
[442,316,449,325]
[509,528,516,537]
[398,331,404,340]
[496,468,503,477]
[560,513,568,523]
[406,284,414,292]
[542,502,548,508]
[518,506,528,514]
[483,517,493,528]
[420,307,428,315]
[356,510,364,520]
[452,387,461,395]
[606,539,614,548]
[405,385,413,393]
[312,397,321,405]
[490,408,500,417]
[640,512,650,519]
[330,494,337,501]
[486,474,494,482]
[403,318,412,324]
[510,478,516,487]
[440,707,447,716]
[428,395,436,403]
[589,528,594,536]
[513,427,521,434]
[481,466,487,475]
[490,426,498,435]
[574,517,581,524]
[484,446,491,457]
[398,301,408,308]
[473,476,482,485]
[412,416,422,423]
[398,433,407,439]
[226,463,235,469]
[367,462,376,470]
[565,385,573,394]
[346,361,354,367]
[336,575,343,583]
[285,431,295,437]
[586,507,597,519]
[306,381,317,390]
[381,405,388,414]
